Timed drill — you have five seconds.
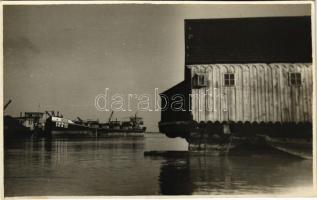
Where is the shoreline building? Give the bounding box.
[159,16,312,151]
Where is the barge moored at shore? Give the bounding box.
[44,111,146,137]
[4,109,46,139]
[4,107,146,138]
[44,116,94,137]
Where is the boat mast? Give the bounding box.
[108,110,114,123]
[4,99,12,111]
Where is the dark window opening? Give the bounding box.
[224,73,235,87]
[192,73,207,88]
[289,73,301,86]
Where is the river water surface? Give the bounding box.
[4,133,313,196]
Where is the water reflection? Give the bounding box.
[5,137,148,196]
[158,154,313,195]
[4,134,313,196]
[159,158,192,195]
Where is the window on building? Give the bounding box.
[224,73,235,86]
[192,73,207,88]
[289,73,301,86]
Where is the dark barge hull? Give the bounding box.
[97,128,145,137]
[159,121,312,138]
[98,127,146,133]
[159,121,312,158]
[45,117,95,137]
[4,115,33,140]
[45,117,145,137]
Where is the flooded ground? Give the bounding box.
[4,133,313,196]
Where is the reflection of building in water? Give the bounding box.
[159,158,192,195]
[158,155,313,195]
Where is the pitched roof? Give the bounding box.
[160,81,187,95]
[185,16,312,65]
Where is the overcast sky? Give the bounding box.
[4,3,311,132]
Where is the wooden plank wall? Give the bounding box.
[189,63,312,123]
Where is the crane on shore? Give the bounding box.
[108,111,114,122]
[4,99,12,111]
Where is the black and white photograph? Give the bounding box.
[2,1,315,197]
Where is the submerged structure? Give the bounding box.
[159,16,312,156]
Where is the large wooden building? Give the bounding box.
[159,16,312,140]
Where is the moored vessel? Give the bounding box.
[96,111,146,137]
[45,115,95,137]
[44,111,146,137]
